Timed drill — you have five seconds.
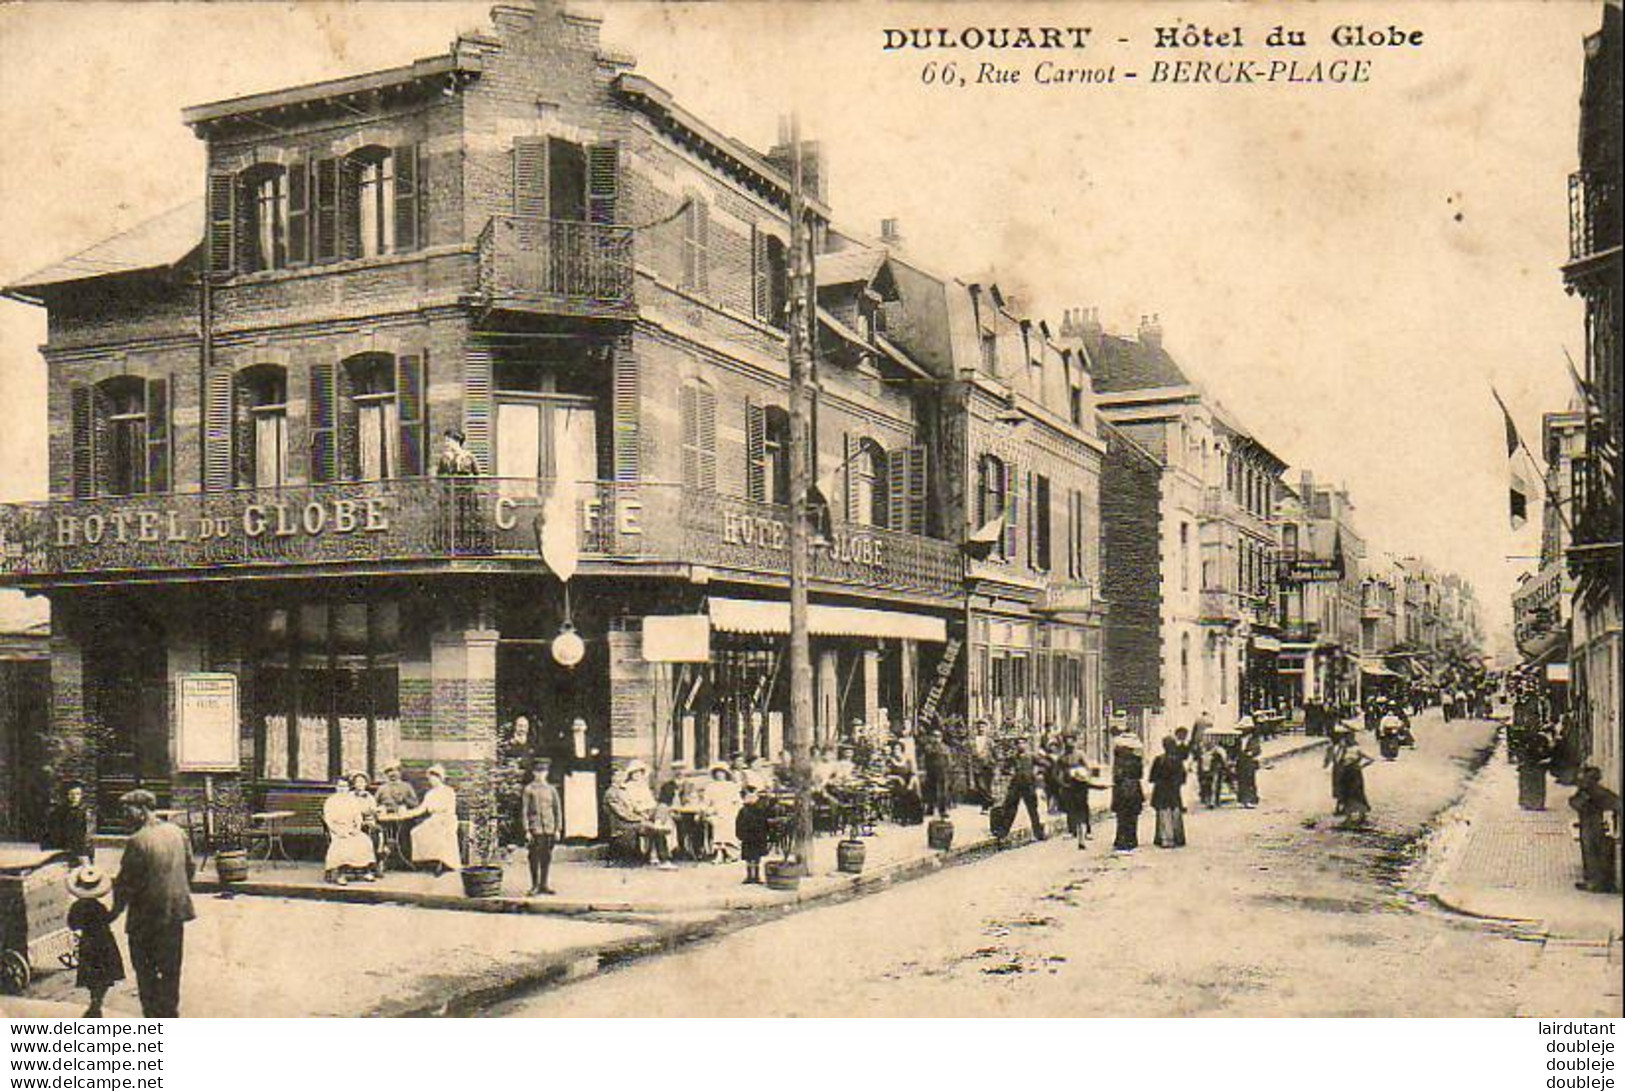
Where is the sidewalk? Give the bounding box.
[1412,734,1622,1018]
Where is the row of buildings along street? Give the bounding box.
[0,0,1493,854]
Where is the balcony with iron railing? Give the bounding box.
[1568,170,1621,267]
[474,216,635,318]
[0,478,965,602]
[1199,586,1242,623]
[1568,451,1622,573]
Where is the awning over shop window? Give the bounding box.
[1361,662,1399,677]
[1251,635,1282,652]
[707,597,948,642]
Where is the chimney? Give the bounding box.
[880,218,903,247]
[1137,313,1163,349]
[766,126,828,204]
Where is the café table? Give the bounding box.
[247,810,296,863]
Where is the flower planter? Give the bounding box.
[836,839,867,874]
[214,850,249,885]
[460,865,504,899]
[763,859,802,892]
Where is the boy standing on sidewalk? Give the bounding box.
[522,759,563,896]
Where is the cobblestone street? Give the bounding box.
[492,714,1619,1018]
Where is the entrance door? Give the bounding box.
[91,611,169,824]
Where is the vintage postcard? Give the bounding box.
[0,0,1619,1034]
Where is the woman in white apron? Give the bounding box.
[403,765,461,875]
[323,774,379,884]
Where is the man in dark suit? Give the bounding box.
[110,790,195,1018]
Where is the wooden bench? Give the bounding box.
[254,785,333,859]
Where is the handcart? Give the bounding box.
[0,847,78,995]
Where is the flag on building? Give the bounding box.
[1492,386,1533,530]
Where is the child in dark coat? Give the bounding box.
[65,865,125,1017]
[736,787,772,884]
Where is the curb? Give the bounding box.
[367,812,1072,1017]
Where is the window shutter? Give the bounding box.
[680,382,699,489]
[207,171,236,276]
[463,347,493,473]
[1004,462,1019,559]
[91,386,114,498]
[308,362,337,483]
[336,363,359,481]
[396,352,427,476]
[751,226,770,322]
[745,399,766,503]
[513,138,550,219]
[202,369,235,491]
[70,383,94,499]
[697,383,716,491]
[612,334,640,482]
[287,160,309,266]
[586,143,618,225]
[844,434,859,522]
[231,372,254,488]
[313,158,340,262]
[694,199,710,295]
[145,378,171,494]
[889,445,924,535]
[339,158,362,261]
[393,144,420,252]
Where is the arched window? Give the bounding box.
[243,164,289,272]
[237,365,289,489]
[680,378,717,491]
[346,147,396,259]
[851,441,886,527]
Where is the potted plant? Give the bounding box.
[460,812,505,898]
[211,812,250,887]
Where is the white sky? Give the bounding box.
[0,1,1601,645]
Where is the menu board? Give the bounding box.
[174,673,242,772]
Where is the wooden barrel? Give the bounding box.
[927,818,955,852]
[763,860,801,892]
[214,850,249,885]
[460,865,504,899]
[836,839,867,874]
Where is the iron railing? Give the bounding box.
[0,479,964,600]
[475,216,634,311]
[1569,170,1621,263]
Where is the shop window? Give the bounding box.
[255,600,400,783]
[680,378,718,491]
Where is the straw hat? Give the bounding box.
[66,865,112,900]
[1113,734,1144,752]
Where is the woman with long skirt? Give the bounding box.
[1110,738,1145,852]
[1149,736,1188,848]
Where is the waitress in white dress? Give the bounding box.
[402,765,461,875]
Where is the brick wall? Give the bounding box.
[1102,427,1164,716]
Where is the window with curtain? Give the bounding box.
[347,356,398,482]
[247,165,289,272]
[977,454,1008,559]
[353,150,397,258]
[239,366,289,489]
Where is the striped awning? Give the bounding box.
[707,597,947,642]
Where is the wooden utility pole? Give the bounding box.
[785,113,816,868]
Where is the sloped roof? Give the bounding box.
[1086,332,1191,393]
[816,247,886,289]
[5,200,204,298]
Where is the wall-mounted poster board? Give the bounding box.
[175,672,241,772]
